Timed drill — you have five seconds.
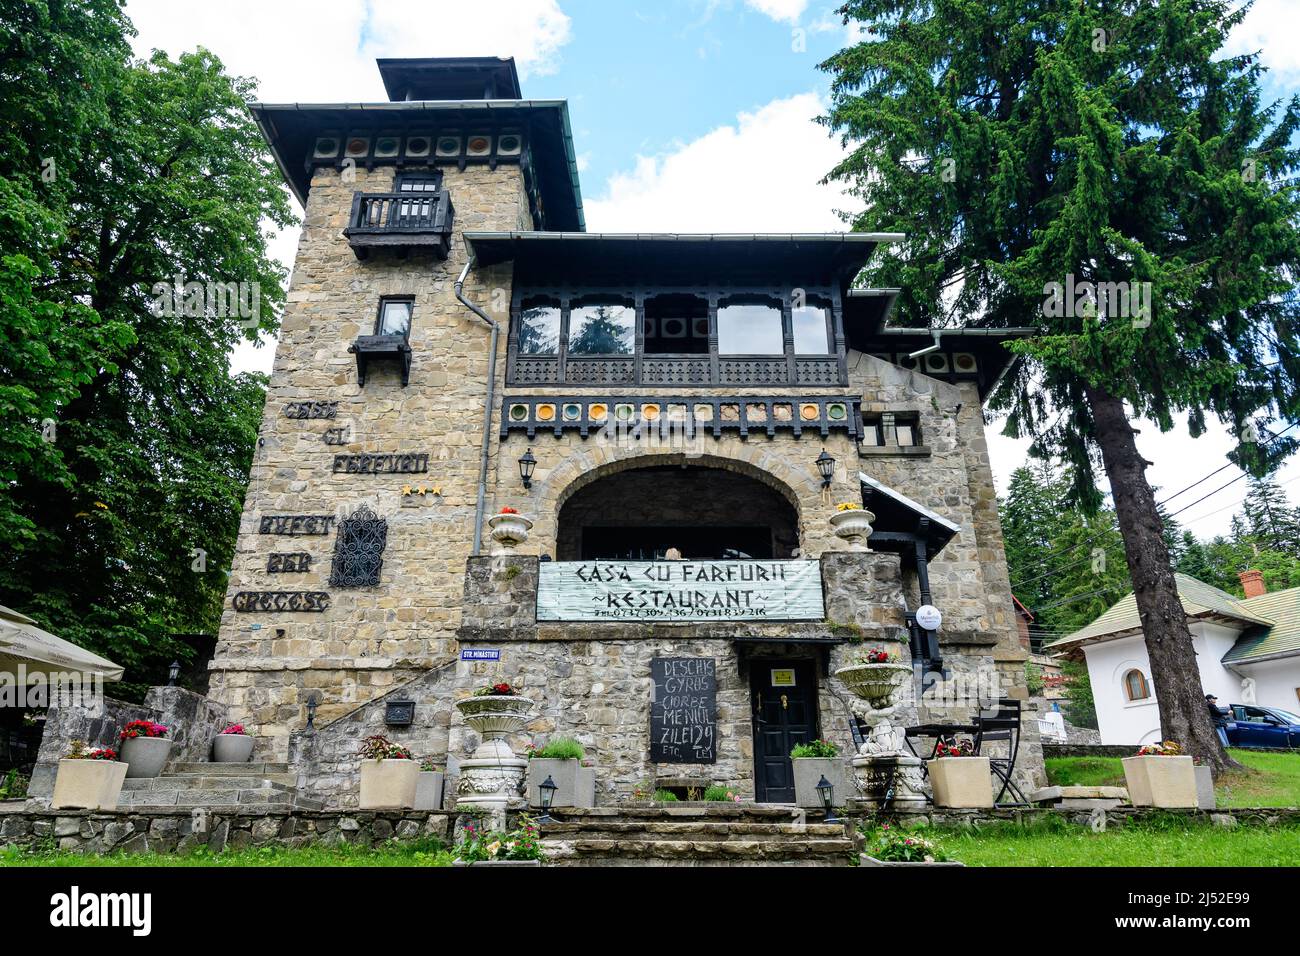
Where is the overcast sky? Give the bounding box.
[123,0,1300,538]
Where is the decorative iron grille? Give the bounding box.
[329,504,388,588]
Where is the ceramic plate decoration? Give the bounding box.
[345,136,370,158]
[536,403,556,422]
[405,135,431,157]
[467,135,492,156]
[800,403,820,421]
[773,403,793,421]
[562,403,581,421]
[589,403,608,421]
[641,403,660,421]
[497,133,523,156]
[374,136,400,158]
[954,352,977,372]
[615,404,634,421]
[436,135,462,157]
[694,404,714,421]
[827,403,847,421]
[313,136,340,158]
[746,404,767,421]
[509,404,529,422]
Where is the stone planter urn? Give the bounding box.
[1122,755,1198,808]
[835,661,912,709]
[792,757,852,810]
[455,694,534,814]
[120,736,172,779]
[415,770,445,811]
[212,733,255,763]
[51,759,128,810]
[527,759,596,809]
[928,757,994,808]
[829,508,875,551]
[487,512,532,554]
[359,758,419,809]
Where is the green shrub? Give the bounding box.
[860,822,948,863]
[0,769,29,800]
[529,737,585,760]
[652,789,679,802]
[791,739,840,759]
[702,784,740,802]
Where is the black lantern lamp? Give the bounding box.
[537,774,558,823]
[305,693,319,731]
[167,660,181,686]
[518,448,537,489]
[816,448,836,488]
[816,774,839,823]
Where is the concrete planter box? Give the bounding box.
[792,757,851,809]
[1122,755,1197,808]
[860,855,964,867]
[415,771,445,811]
[527,759,595,809]
[212,734,255,763]
[51,759,128,809]
[359,759,418,809]
[452,859,542,867]
[121,736,172,779]
[929,757,993,808]
[1195,764,1216,810]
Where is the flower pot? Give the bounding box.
[359,758,419,809]
[792,757,851,810]
[212,734,255,763]
[120,736,172,778]
[527,758,596,809]
[928,756,994,808]
[1122,755,1198,808]
[415,771,445,811]
[487,513,533,554]
[51,759,128,810]
[829,508,875,551]
[835,661,912,709]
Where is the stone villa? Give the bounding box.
[204,56,1042,807]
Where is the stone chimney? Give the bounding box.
[1239,569,1267,599]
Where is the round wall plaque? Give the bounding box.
[916,604,943,631]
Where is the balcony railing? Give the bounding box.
[343,190,455,260]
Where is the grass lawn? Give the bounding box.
[1045,748,1300,807]
[0,839,454,867]
[932,817,1300,866]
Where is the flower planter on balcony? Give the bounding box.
[359,759,419,809]
[487,513,532,553]
[51,759,128,810]
[1121,755,1198,808]
[928,756,993,808]
[829,508,875,551]
[527,758,596,809]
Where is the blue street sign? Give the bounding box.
[461,649,501,661]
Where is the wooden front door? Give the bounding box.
[751,660,818,803]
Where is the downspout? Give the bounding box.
[908,329,943,360]
[455,252,498,556]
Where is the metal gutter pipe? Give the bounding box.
[455,251,498,556]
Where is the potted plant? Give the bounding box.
[829,501,875,551]
[487,506,532,553]
[790,739,850,809]
[415,758,445,811]
[451,816,545,867]
[358,734,418,809]
[212,723,255,763]
[927,738,993,808]
[1122,741,1198,808]
[526,737,596,809]
[834,648,912,709]
[51,740,128,810]
[118,720,172,778]
[859,821,963,867]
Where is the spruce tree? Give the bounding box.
[1243,477,1300,555]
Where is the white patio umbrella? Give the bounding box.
[0,604,124,682]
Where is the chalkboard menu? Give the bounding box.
[650,657,717,764]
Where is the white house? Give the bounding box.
[1045,571,1300,745]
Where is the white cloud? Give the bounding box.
[1224,0,1300,80]
[584,92,849,231]
[744,0,810,24]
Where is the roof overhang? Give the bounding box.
[247,99,585,230]
[463,231,902,287]
[859,472,961,556]
[376,57,522,101]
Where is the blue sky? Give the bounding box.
[123,0,1300,536]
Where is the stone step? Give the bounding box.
[169,762,291,776]
[122,776,295,792]
[115,789,324,811]
[539,821,849,841]
[546,806,817,822]
[542,838,858,866]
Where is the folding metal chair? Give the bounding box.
[971,698,1028,805]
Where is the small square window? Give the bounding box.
[377,298,413,338]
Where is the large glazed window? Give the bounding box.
[717,301,783,355]
[792,303,831,354]
[644,294,709,355]
[517,299,561,355]
[568,302,634,355]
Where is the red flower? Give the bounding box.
[498,506,518,514]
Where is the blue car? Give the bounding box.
[1227,704,1300,749]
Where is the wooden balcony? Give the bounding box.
[343,190,454,260]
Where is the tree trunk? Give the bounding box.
[1084,384,1239,774]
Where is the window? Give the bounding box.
[644,294,709,355]
[395,172,443,192]
[517,298,561,355]
[568,301,634,355]
[1123,669,1150,701]
[376,297,413,338]
[718,301,783,355]
[861,413,921,448]
[792,303,831,354]
[329,504,388,588]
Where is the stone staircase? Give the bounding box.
[539,805,859,866]
[117,762,323,811]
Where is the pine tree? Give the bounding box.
[1243,477,1300,555]
[822,0,1300,772]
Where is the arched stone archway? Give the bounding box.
[551,454,802,561]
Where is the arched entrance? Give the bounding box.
[555,463,800,561]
